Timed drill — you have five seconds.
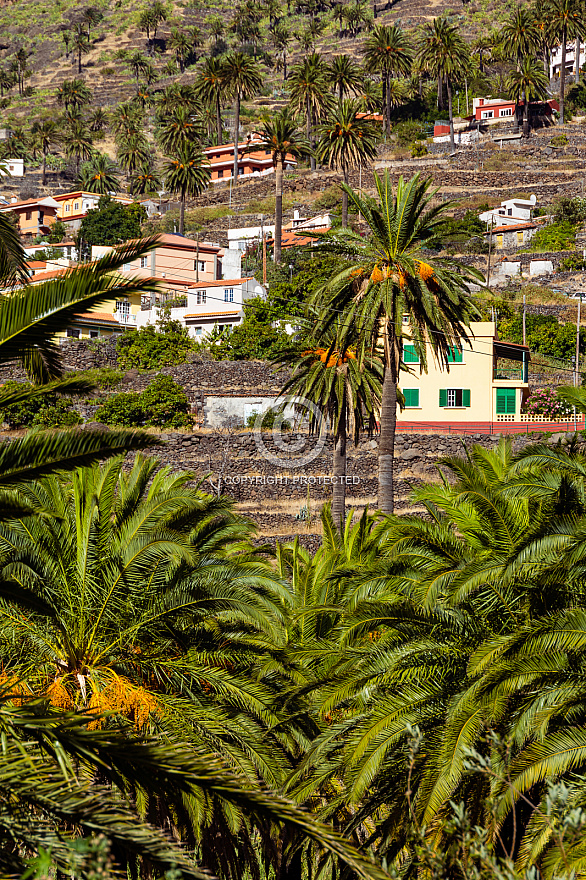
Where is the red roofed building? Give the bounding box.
[483,221,539,250]
[204,134,298,183]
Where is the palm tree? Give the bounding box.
[250,110,311,264]
[271,23,291,81]
[62,119,93,176]
[288,53,333,171]
[275,324,383,525]
[169,27,196,73]
[546,0,580,123]
[30,118,60,186]
[71,24,90,74]
[499,5,541,68]
[221,52,263,184]
[195,58,227,146]
[56,77,92,115]
[109,100,142,137]
[78,152,121,194]
[124,49,150,93]
[364,25,412,137]
[416,17,468,153]
[311,171,481,514]
[157,106,203,154]
[0,68,14,98]
[130,161,161,195]
[316,100,378,227]
[506,56,549,136]
[163,144,211,234]
[117,130,151,176]
[330,55,364,101]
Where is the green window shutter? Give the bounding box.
[447,347,463,363]
[496,388,515,414]
[462,389,471,407]
[403,345,419,363]
[404,389,419,408]
[439,389,447,407]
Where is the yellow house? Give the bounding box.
[397,321,532,428]
[27,267,142,341]
[53,191,134,232]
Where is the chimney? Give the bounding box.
[10,197,17,203]
[293,210,300,221]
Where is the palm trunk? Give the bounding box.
[523,91,529,137]
[274,157,284,264]
[308,97,316,171]
[216,95,222,145]
[560,24,567,124]
[576,35,581,83]
[332,422,347,528]
[385,70,392,137]
[283,49,287,80]
[447,77,455,152]
[437,75,443,109]
[232,93,240,184]
[342,164,349,227]
[179,191,185,235]
[77,48,82,74]
[378,329,399,515]
[382,75,388,136]
[42,149,47,186]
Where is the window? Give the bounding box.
[65,204,70,212]
[517,231,524,243]
[38,211,44,224]
[66,328,80,338]
[402,314,410,324]
[74,202,79,211]
[89,330,99,339]
[500,108,513,117]
[195,259,205,273]
[224,288,234,302]
[140,256,148,268]
[25,211,31,221]
[237,166,244,175]
[195,327,203,335]
[403,344,419,364]
[496,388,516,414]
[497,234,504,247]
[439,389,471,408]
[481,109,494,119]
[265,149,271,156]
[116,300,130,319]
[196,290,206,305]
[218,169,224,178]
[507,208,513,215]
[446,347,463,363]
[403,388,419,408]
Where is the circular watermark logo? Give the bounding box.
[253,398,327,469]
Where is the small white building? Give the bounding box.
[479,195,536,227]
[550,40,586,79]
[227,211,333,254]
[137,277,266,338]
[0,158,24,177]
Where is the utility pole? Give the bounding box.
[486,217,493,289]
[522,294,526,346]
[262,231,267,284]
[576,292,582,386]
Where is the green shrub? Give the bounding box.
[411,142,428,158]
[553,196,586,225]
[116,316,193,369]
[0,381,81,429]
[95,376,191,428]
[551,133,569,147]
[526,221,576,252]
[314,186,342,211]
[393,120,426,146]
[246,407,291,430]
[561,255,586,271]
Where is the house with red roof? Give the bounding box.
[484,221,539,250]
[0,197,59,239]
[204,134,298,183]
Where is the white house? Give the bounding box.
[136,277,266,338]
[227,212,333,254]
[0,158,24,177]
[550,40,585,79]
[479,195,537,227]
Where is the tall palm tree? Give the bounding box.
[288,53,333,171]
[62,119,93,175]
[221,52,263,184]
[116,130,152,176]
[275,323,383,525]
[416,17,468,153]
[194,59,226,146]
[30,118,60,186]
[169,27,195,73]
[163,144,211,234]
[506,56,549,136]
[329,55,364,100]
[499,5,541,68]
[364,25,412,137]
[546,0,580,123]
[250,110,311,263]
[78,152,121,194]
[311,172,481,514]
[71,24,90,74]
[272,23,291,81]
[124,49,151,93]
[316,100,378,227]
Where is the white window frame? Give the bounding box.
[116,300,130,319]
[499,108,513,117]
[481,110,494,119]
[197,290,206,305]
[224,288,234,303]
[140,256,148,268]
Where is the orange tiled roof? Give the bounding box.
[183,310,241,319]
[187,277,253,289]
[486,221,537,234]
[73,312,120,324]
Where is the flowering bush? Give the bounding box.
[522,387,574,419]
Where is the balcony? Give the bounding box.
[493,340,530,383]
[493,363,524,381]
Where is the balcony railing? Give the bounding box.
[493,364,525,381]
